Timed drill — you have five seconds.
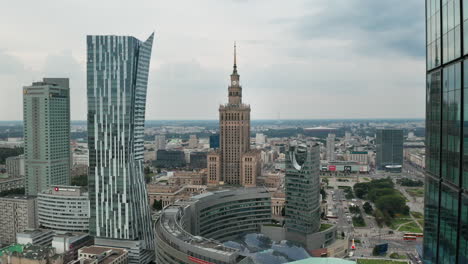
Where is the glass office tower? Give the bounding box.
[285,143,321,234]
[87,34,154,263]
[424,0,468,263]
[375,129,403,171]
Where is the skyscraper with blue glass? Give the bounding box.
[87,34,155,264]
[424,0,468,263]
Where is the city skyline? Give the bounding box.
[0,0,424,121]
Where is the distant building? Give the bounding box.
[209,133,220,149]
[326,134,336,161]
[376,129,403,171]
[6,154,24,178]
[285,143,321,235]
[154,150,186,168]
[23,78,71,195]
[154,134,166,151]
[37,185,90,232]
[0,195,37,245]
[347,151,368,164]
[189,152,207,169]
[255,133,266,145]
[188,135,198,148]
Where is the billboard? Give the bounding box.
[328,165,336,171]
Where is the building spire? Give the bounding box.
[233,42,237,73]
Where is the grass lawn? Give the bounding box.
[418,219,424,227]
[398,222,423,233]
[319,223,333,231]
[411,211,423,219]
[389,252,408,259]
[357,259,409,264]
[406,188,424,198]
[389,217,413,230]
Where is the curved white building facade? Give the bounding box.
[37,185,89,232]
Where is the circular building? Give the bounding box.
[37,185,90,232]
[155,187,273,264]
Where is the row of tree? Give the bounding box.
[353,178,409,227]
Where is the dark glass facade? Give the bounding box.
[375,129,404,170]
[424,0,468,263]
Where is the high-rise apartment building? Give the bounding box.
[87,34,155,263]
[326,134,336,161]
[6,154,25,178]
[208,44,258,186]
[285,143,321,235]
[154,134,166,151]
[23,78,71,195]
[424,1,468,263]
[0,195,37,246]
[375,129,403,171]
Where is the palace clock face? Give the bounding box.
[232,80,237,85]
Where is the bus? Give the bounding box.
[403,235,417,241]
[404,233,423,238]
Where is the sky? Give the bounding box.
[0,0,425,121]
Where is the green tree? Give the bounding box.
[367,188,396,202]
[322,178,329,185]
[372,245,380,256]
[363,202,373,214]
[71,175,88,186]
[375,194,407,217]
[320,188,327,199]
[353,182,369,198]
[153,199,163,211]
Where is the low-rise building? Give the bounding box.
[0,244,63,264]
[0,177,24,193]
[16,229,54,246]
[75,246,128,264]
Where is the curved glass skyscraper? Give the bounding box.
[87,34,155,263]
[285,143,321,234]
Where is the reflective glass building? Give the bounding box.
[424,0,468,263]
[87,34,155,263]
[285,143,321,234]
[375,129,403,171]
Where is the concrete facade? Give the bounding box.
[23,78,71,195]
[0,195,37,246]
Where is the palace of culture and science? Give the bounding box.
[207,44,261,187]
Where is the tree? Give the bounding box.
[153,199,163,211]
[281,207,285,216]
[367,188,396,202]
[71,175,88,187]
[372,245,380,256]
[144,166,151,175]
[363,202,373,214]
[320,188,327,200]
[353,182,369,198]
[145,174,152,184]
[375,194,407,217]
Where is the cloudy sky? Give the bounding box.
[0,0,425,121]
